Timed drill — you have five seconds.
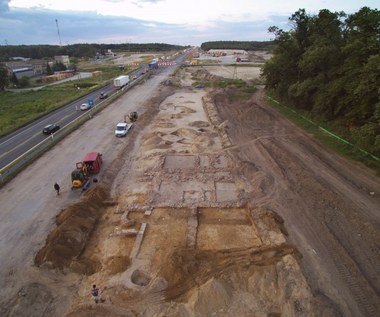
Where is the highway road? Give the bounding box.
[0,51,190,171]
[0,83,116,170]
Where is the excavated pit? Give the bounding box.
[25,68,341,316]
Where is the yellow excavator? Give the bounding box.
[124,111,138,123]
[71,152,103,190]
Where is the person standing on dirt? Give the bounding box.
[91,284,102,303]
[54,182,60,195]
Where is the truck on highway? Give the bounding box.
[113,75,130,89]
[148,61,158,70]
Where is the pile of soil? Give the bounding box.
[190,68,224,82]
[34,185,109,272]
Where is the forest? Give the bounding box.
[0,41,272,61]
[0,43,188,61]
[262,7,380,157]
[201,41,274,51]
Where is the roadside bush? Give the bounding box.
[75,82,97,88]
[18,76,30,88]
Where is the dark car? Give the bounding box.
[99,92,108,99]
[42,124,60,135]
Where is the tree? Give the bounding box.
[18,76,30,88]
[0,67,9,90]
[46,63,53,75]
[10,72,18,86]
[262,27,301,101]
[295,10,345,115]
[263,7,380,155]
[52,61,67,72]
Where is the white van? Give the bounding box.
[115,122,132,137]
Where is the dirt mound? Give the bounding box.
[188,121,210,128]
[189,278,233,316]
[159,243,299,301]
[175,105,196,114]
[34,185,110,271]
[171,128,199,139]
[142,132,173,150]
[190,69,224,82]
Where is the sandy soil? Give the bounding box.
[0,65,379,317]
[113,53,155,65]
[202,65,262,81]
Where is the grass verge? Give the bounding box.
[266,95,380,175]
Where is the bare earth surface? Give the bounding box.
[0,65,379,317]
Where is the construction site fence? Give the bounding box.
[266,96,380,162]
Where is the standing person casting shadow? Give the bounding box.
[54,182,60,195]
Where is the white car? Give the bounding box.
[115,122,132,137]
[80,103,92,111]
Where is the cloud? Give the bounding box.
[1,7,194,45]
[0,2,297,46]
[4,0,379,47]
[141,22,158,28]
[0,0,10,12]
[137,0,163,3]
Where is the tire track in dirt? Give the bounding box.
[254,132,380,317]
[258,136,380,313]
[324,209,380,316]
[212,86,380,317]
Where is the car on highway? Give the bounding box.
[115,122,132,137]
[80,103,92,111]
[99,92,108,99]
[42,124,60,135]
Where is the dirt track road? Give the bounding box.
[214,87,380,316]
[0,66,379,316]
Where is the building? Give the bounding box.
[4,59,49,78]
[54,55,70,68]
[12,67,34,79]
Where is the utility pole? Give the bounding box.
[55,19,62,46]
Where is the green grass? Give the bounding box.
[0,80,100,136]
[78,64,125,79]
[266,96,380,175]
[0,62,137,136]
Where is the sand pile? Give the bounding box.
[190,69,224,82]
[34,185,109,272]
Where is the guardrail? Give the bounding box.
[0,73,148,187]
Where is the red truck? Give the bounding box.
[71,152,103,189]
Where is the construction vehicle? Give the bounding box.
[124,111,138,123]
[129,111,138,122]
[71,152,103,189]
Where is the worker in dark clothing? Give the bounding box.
[91,284,102,303]
[54,182,60,195]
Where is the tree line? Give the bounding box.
[262,7,380,156]
[201,41,274,51]
[0,43,188,62]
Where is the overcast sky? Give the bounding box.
[0,0,378,46]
